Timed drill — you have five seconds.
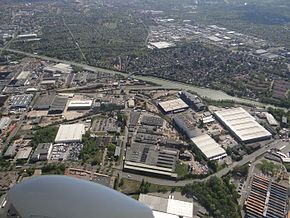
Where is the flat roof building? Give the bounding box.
[67,100,93,110]
[245,175,288,218]
[33,94,56,110]
[31,143,53,162]
[141,115,164,127]
[44,63,73,74]
[173,114,198,139]
[139,194,193,218]
[0,117,11,133]
[3,144,17,158]
[48,96,68,114]
[191,134,227,160]
[158,99,188,114]
[15,147,33,160]
[10,94,33,109]
[264,112,279,126]
[179,91,205,112]
[214,107,272,143]
[125,143,178,178]
[16,71,30,80]
[55,124,85,143]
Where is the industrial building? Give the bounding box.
[67,100,93,110]
[158,98,188,114]
[0,117,11,133]
[48,95,68,114]
[264,112,279,126]
[10,94,33,109]
[173,114,198,139]
[245,175,288,218]
[55,124,85,143]
[214,107,272,143]
[179,91,205,111]
[33,94,56,110]
[191,134,227,160]
[16,71,30,80]
[139,194,194,218]
[15,147,33,161]
[124,143,178,178]
[141,115,164,127]
[3,144,17,158]
[129,111,141,127]
[43,63,73,74]
[31,143,53,162]
[127,99,135,108]
[0,95,8,107]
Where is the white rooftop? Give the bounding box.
[191,134,226,160]
[67,100,93,108]
[158,98,188,113]
[149,41,175,49]
[55,124,85,143]
[215,107,271,142]
[0,117,11,130]
[17,71,30,80]
[139,194,193,218]
[264,112,278,126]
[153,211,179,218]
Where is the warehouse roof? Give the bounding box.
[67,100,93,108]
[264,112,279,126]
[153,211,179,218]
[139,194,193,218]
[10,94,33,108]
[49,96,68,113]
[215,107,271,142]
[16,71,30,80]
[158,99,188,113]
[16,147,33,160]
[0,117,11,130]
[55,124,85,143]
[191,134,226,160]
[33,94,55,110]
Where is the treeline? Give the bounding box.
[182,176,241,218]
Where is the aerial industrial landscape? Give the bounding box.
[0,0,290,217]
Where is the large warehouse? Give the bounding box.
[139,194,194,218]
[158,98,188,114]
[191,134,227,160]
[55,124,85,143]
[67,100,93,110]
[214,107,272,143]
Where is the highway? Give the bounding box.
[4,48,281,109]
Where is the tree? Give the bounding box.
[182,177,241,218]
[139,179,151,194]
[32,127,58,147]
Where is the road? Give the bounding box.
[4,48,283,109]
